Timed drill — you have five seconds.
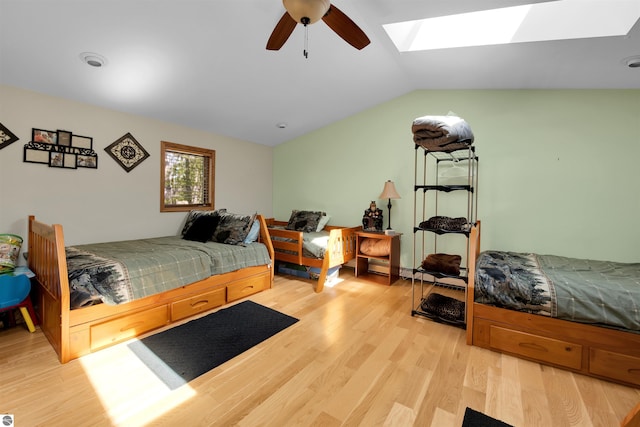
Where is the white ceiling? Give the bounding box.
[1,0,639,146]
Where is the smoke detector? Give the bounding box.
[622,55,640,68]
[79,52,107,67]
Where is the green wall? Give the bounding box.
[274,90,640,267]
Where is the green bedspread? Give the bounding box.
[67,236,271,309]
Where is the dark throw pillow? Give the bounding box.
[181,209,225,237]
[212,212,255,245]
[183,214,220,243]
[285,210,324,233]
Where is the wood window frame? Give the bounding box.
[160,141,215,213]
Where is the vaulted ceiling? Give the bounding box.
[1,0,639,146]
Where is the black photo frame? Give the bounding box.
[57,130,72,147]
[32,128,57,145]
[24,146,51,164]
[77,154,98,168]
[71,135,93,150]
[49,151,77,169]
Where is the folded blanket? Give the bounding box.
[421,253,461,276]
[412,115,474,152]
[419,216,471,232]
[420,293,465,322]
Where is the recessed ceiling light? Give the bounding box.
[276,122,288,129]
[622,55,640,68]
[79,52,107,67]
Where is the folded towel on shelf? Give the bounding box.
[421,253,462,276]
[419,216,471,232]
[412,115,474,152]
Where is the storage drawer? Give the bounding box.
[171,288,225,321]
[489,326,583,370]
[91,305,168,350]
[227,275,268,302]
[590,348,640,386]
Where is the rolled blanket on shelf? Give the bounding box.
[421,253,461,276]
[412,115,474,152]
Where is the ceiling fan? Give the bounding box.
[266,0,370,53]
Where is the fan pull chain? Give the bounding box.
[304,24,309,58]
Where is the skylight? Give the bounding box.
[383,0,640,52]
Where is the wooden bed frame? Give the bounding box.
[465,221,640,388]
[265,219,360,293]
[27,214,275,364]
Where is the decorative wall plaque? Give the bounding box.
[104,132,149,172]
[0,122,19,150]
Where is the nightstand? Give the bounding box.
[355,231,401,285]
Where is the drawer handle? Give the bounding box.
[519,342,548,353]
[120,321,144,332]
[190,299,209,308]
[242,285,255,292]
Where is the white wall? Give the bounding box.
[0,85,273,258]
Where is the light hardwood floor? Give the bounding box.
[1,269,638,427]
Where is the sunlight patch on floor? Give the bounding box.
[79,338,197,425]
[323,276,345,288]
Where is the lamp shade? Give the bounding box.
[283,0,331,24]
[379,180,401,200]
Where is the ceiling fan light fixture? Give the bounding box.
[283,0,330,24]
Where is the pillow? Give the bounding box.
[286,210,324,233]
[183,214,220,243]
[359,238,391,256]
[213,212,255,245]
[243,218,261,244]
[181,209,226,237]
[316,214,331,232]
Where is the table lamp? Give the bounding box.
[379,180,401,230]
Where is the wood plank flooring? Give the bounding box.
[1,269,638,426]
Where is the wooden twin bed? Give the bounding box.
[27,214,275,364]
[465,221,640,388]
[265,218,360,292]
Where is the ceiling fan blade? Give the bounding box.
[266,12,297,50]
[322,4,370,50]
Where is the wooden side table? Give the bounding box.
[355,231,401,285]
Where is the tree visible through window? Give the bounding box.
[161,141,215,212]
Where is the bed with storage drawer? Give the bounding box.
[466,221,640,388]
[27,211,274,363]
[265,211,359,292]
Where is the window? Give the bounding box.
[161,141,215,212]
[383,1,640,52]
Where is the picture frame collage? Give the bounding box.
[24,128,98,169]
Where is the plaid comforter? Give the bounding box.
[67,236,271,309]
